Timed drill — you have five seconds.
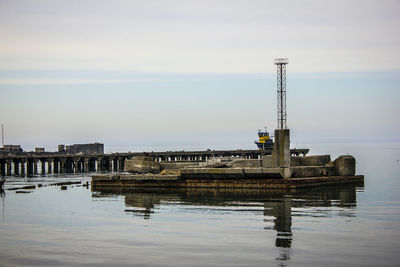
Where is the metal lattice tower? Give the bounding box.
[274,58,289,129]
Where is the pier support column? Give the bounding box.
[97,158,103,172]
[47,160,53,174]
[118,158,124,171]
[14,160,20,175]
[53,160,59,173]
[73,160,79,173]
[6,160,12,176]
[20,160,26,175]
[41,160,46,174]
[112,159,117,171]
[84,159,89,173]
[272,129,292,179]
[60,159,66,173]
[33,160,38,174]
[27,160,33,175]
[108,158,113,172]
[0,161,4,176]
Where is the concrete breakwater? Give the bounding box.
[0,148,308,176]
[92,154,364,189]
[92,130,363,189]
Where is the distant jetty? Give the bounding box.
[0,147,307,176]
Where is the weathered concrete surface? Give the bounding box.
[180,168,244,179]
[92,174,364,189]
[93,173,180,181]
[334,155,356,176]
[199,157,234,168]
[290,155,331,167]
[180,167,283,179]
[124,156,160,174]
[160,162,199,170]
[262,155,274,168]
[231,159,262,168]
[291,166,335,177]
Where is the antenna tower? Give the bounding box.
[274,58,289,129]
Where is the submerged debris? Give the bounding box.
[8,185,36,190]
[15,191,33,194]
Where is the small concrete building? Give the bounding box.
[65,143,104,155]
[0,145,23,154]
[35,148,45,153]
[58,144,65,152]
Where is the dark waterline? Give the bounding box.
[0,143,399,266]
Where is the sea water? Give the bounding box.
[0,142,399,267]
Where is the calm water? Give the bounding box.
[0,143,399,266]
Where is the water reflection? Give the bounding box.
[92,184,362,265]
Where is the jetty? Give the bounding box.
[0,148,308,176]
[92,129,364,190]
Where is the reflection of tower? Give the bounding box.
[264,196,292,264]
[264,197,293,248]
[274,58,289,129]
[124,193,162,219]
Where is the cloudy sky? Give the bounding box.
[0,0,399,151]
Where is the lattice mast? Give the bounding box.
[274,58,289,129]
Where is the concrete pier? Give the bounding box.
[92,151,363,190]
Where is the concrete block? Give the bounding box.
[124,156,160,174]
[334,155,356,176]
[298,155,331,166]
[291,166,335,178]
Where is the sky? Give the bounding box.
[0,0,399,151]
